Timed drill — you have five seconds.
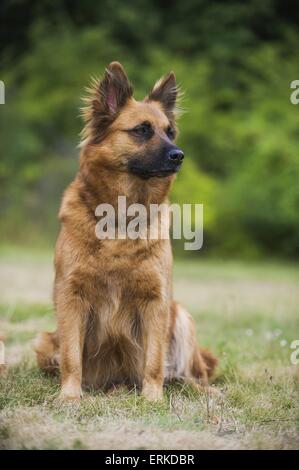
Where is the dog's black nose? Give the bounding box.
[167,149,184,163]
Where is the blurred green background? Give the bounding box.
[1,0,299,258]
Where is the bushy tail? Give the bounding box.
[171,301,218,385]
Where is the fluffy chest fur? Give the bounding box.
[55,219,172,389]
[81,256,171,389]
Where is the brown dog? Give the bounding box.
[34,62,217,401]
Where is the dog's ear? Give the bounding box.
[94,62,133,115]
[80,62,133,145]
[147,72,180,117]
[93,62,133,114]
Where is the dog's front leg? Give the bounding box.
[142,309,168,402]
[57,295,87,401]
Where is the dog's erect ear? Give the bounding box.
[147,72,179,116]
[94,62,133,115]
[80,62,133,145]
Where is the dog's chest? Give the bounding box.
[82,243,171,388]
[83,275,145,388]
[84,238,171,340]
[93,265,165,327]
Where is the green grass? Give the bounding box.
[0,256,299,449]
[174,258,299,281]
[0,304,52,323]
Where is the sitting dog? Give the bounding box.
[34,62,217,401]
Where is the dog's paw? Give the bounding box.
[142,382,163,402]
[59,391,82,402]
[59,381,82,402]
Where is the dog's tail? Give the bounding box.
[169,302,218,384]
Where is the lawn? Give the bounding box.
[0,249,298,449]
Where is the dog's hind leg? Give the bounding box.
[33,331,60,375]
[166,302,218,389]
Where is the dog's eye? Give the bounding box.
[166,126,175,140]
[131,122,153,139]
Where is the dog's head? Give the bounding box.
[81,62,184,179]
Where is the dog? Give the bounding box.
[34,62,217,401]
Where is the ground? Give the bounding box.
[0,247,298,450]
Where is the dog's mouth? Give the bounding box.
[129,164,182,179]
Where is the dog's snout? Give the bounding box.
[167,149,184,163]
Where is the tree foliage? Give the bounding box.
[1,0,299,256]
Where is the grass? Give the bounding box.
[0,253,299,449]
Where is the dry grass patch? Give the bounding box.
[0,256,298,449]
